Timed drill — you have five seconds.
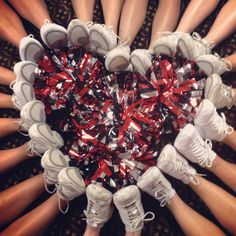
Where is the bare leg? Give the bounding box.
[0,118,20,138]
[0,142,32,174]
[149,0,181,49]
[0,1,27,47]
[176,0,220,33]
[222,131,236,151]
[101,0,125,35]
[83,223,141,236]
[0,174,45,226]
[206,156,236,191]
[225,53,236,71]
[118,0,148,45]
[83,225,101,236]
[189,176,236,235]
[168,194,225,236]
[204,0,236,45]
[1,194,65,236]
[0,93,14,109]
[72,0,95,22]
[9,0,52,29]
[125,231,141,236]
[0,66,16,86]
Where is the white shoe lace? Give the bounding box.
[192,32,214,50]
[189,136,213,167]
[153,181,173,207]
[56,183,69,214]
[212,112,234,140]
[165,158,201,185]
[9,79,17,90]
[43,166,63,193]
[83,200,104,227]
[214,53,232,71]
[86,21,93,28]
[27,140,42,157]
[12,119,29,136]
[220,83,234,109]
[104,38,130,58]
[125,203,155,231]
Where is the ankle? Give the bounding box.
[84,225,101,236]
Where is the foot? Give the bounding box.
[89,23,118,56]
[11,80,36,110]
[13,61,37,84]
[57,167,85,213]
[28,123,64,156]
[105,42,130,72]
[204,74,235,109]
[196,53,232,76]
[113,185,154,232]
[130,49,152,75]
[67,19,92,47]
[194,99,234,141]
[174,123,217,167]
[20,100,46,131]
[137,166,176,207]
[178,32,213,60]
[84,184,113,228]
[40,20,68,48]
[19,35,44,62]
[41,149,70,192]
[153,32,186,56]
[158,144,199,185]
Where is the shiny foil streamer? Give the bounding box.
[34,48,206,192]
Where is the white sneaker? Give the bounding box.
[105,43,130,72]
[153,32,186,56]
[174,123,217,167]
[28,123,64,156]
[194,99,234,141]
[19,35,44,62]
[196,53,232,76]
[137,167,176,207]
[130,49,152,75]
[204,74,235,109]
[40,21,68,48]
[158,145,199,185]
[57,167,85,213]
[178,32,213,60]
[13,61,37,84]
[68,19,92,47]
[41,149,70,193]
[20,100,46,131]
[11,81,36,110]
[84,184,113,228]
[113,185,154,232]
[89,23,118,56]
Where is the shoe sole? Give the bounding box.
[14,61,37,83]
[153,44,173,57]
[59,168,85,191]
[130,55,147,75]
[68,24,89,46]
[90,29,110,51]
[20,40,44,62]
[13,82,36,109]
[29,124,62,148]
[196,60,214,75]
[42,30,68,48]
[106,56,129,72]
[21,101,45,124]
[178,38,191,59]
[41,149,69,168]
